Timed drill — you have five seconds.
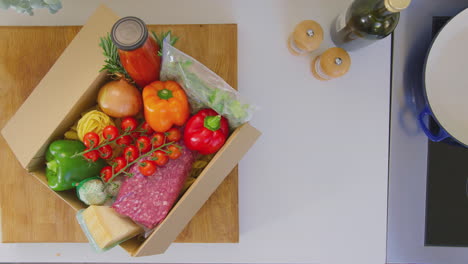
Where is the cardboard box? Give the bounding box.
[0,5,260,257]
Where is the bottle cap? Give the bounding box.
[385,0,411,12]
[288,20,323,55]
[312,47,351,80]
[111,16,148,51]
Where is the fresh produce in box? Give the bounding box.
[76,177,108,206]
[167,145,182,159]
[184,108,229,155]
[45,140,106,191]
[136,135,152,153]
[152,149,168,166]
[71,118,178,176]
[99,165,114,183]
[83,132,100,148]
[116,135,132,146]
[104,179,122,197]
[40,14,256,253]
[166,127,182,142]
[102,124,119,140]
[151,132,165,148]
[120,117,139,132]
[110,158,128,177]
[122,145,139,162]
[138,160,157,176]
[97,79,142,118]
[142,80,190,132]
[97,144,113,159]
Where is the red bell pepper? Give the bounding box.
[183,109,229,155]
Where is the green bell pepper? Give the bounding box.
[45,140,106,191]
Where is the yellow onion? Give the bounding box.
[97,79,142,118]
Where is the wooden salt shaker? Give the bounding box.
[288,20,324,56]
[311,47,351,81]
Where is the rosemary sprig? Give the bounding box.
[151,30,179,56]
[99,33,133,81]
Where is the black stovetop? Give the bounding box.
[424,17,468,247]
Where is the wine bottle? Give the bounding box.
[331,0,410,51]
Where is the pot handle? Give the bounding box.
[418,106,449,142]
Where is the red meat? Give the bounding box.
[112,142,194,229]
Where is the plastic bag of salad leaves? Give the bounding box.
[160,35,255,129]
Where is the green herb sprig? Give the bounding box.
[99,31,179,79]
[99,33,133,81]
[152,30,179,56]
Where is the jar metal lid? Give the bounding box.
[111,16,148,51]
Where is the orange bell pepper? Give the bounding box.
[142,81,190,132]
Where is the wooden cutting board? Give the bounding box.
[0,24,238,243]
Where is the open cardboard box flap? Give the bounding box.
[1,5,261,257]
[1,5,119,170]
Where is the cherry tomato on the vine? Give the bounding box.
[139,160,157,176]
[123,145,140,162]
[165,127,182,142]
[83,132,100,148]
[100,166,113,182]
[98,144,113,159]
[152,150,168,166]
[83,149,100,162]
[136,136,152,153]
[167,145,182,160]
[116,135,133,146]
[131,131,141,139]
[102,125,119,141]
[113,156,127,174]
[141,121,154,135]
[121,117,138,132]
[151,132,165,148]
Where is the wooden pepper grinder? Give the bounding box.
[311,47,351,81]
[288,20,324,56]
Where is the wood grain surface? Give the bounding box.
[0,24,238,243]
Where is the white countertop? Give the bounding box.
[0,0,391,263]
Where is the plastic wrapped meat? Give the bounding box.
[112,143,194,229]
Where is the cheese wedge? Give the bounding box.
[82,205,143,249]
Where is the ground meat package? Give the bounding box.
[112,142,195,230]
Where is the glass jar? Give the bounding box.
[111,16,160,88]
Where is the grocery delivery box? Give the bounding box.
[1,5,260,257]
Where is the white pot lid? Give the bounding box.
[425,8,468,145]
